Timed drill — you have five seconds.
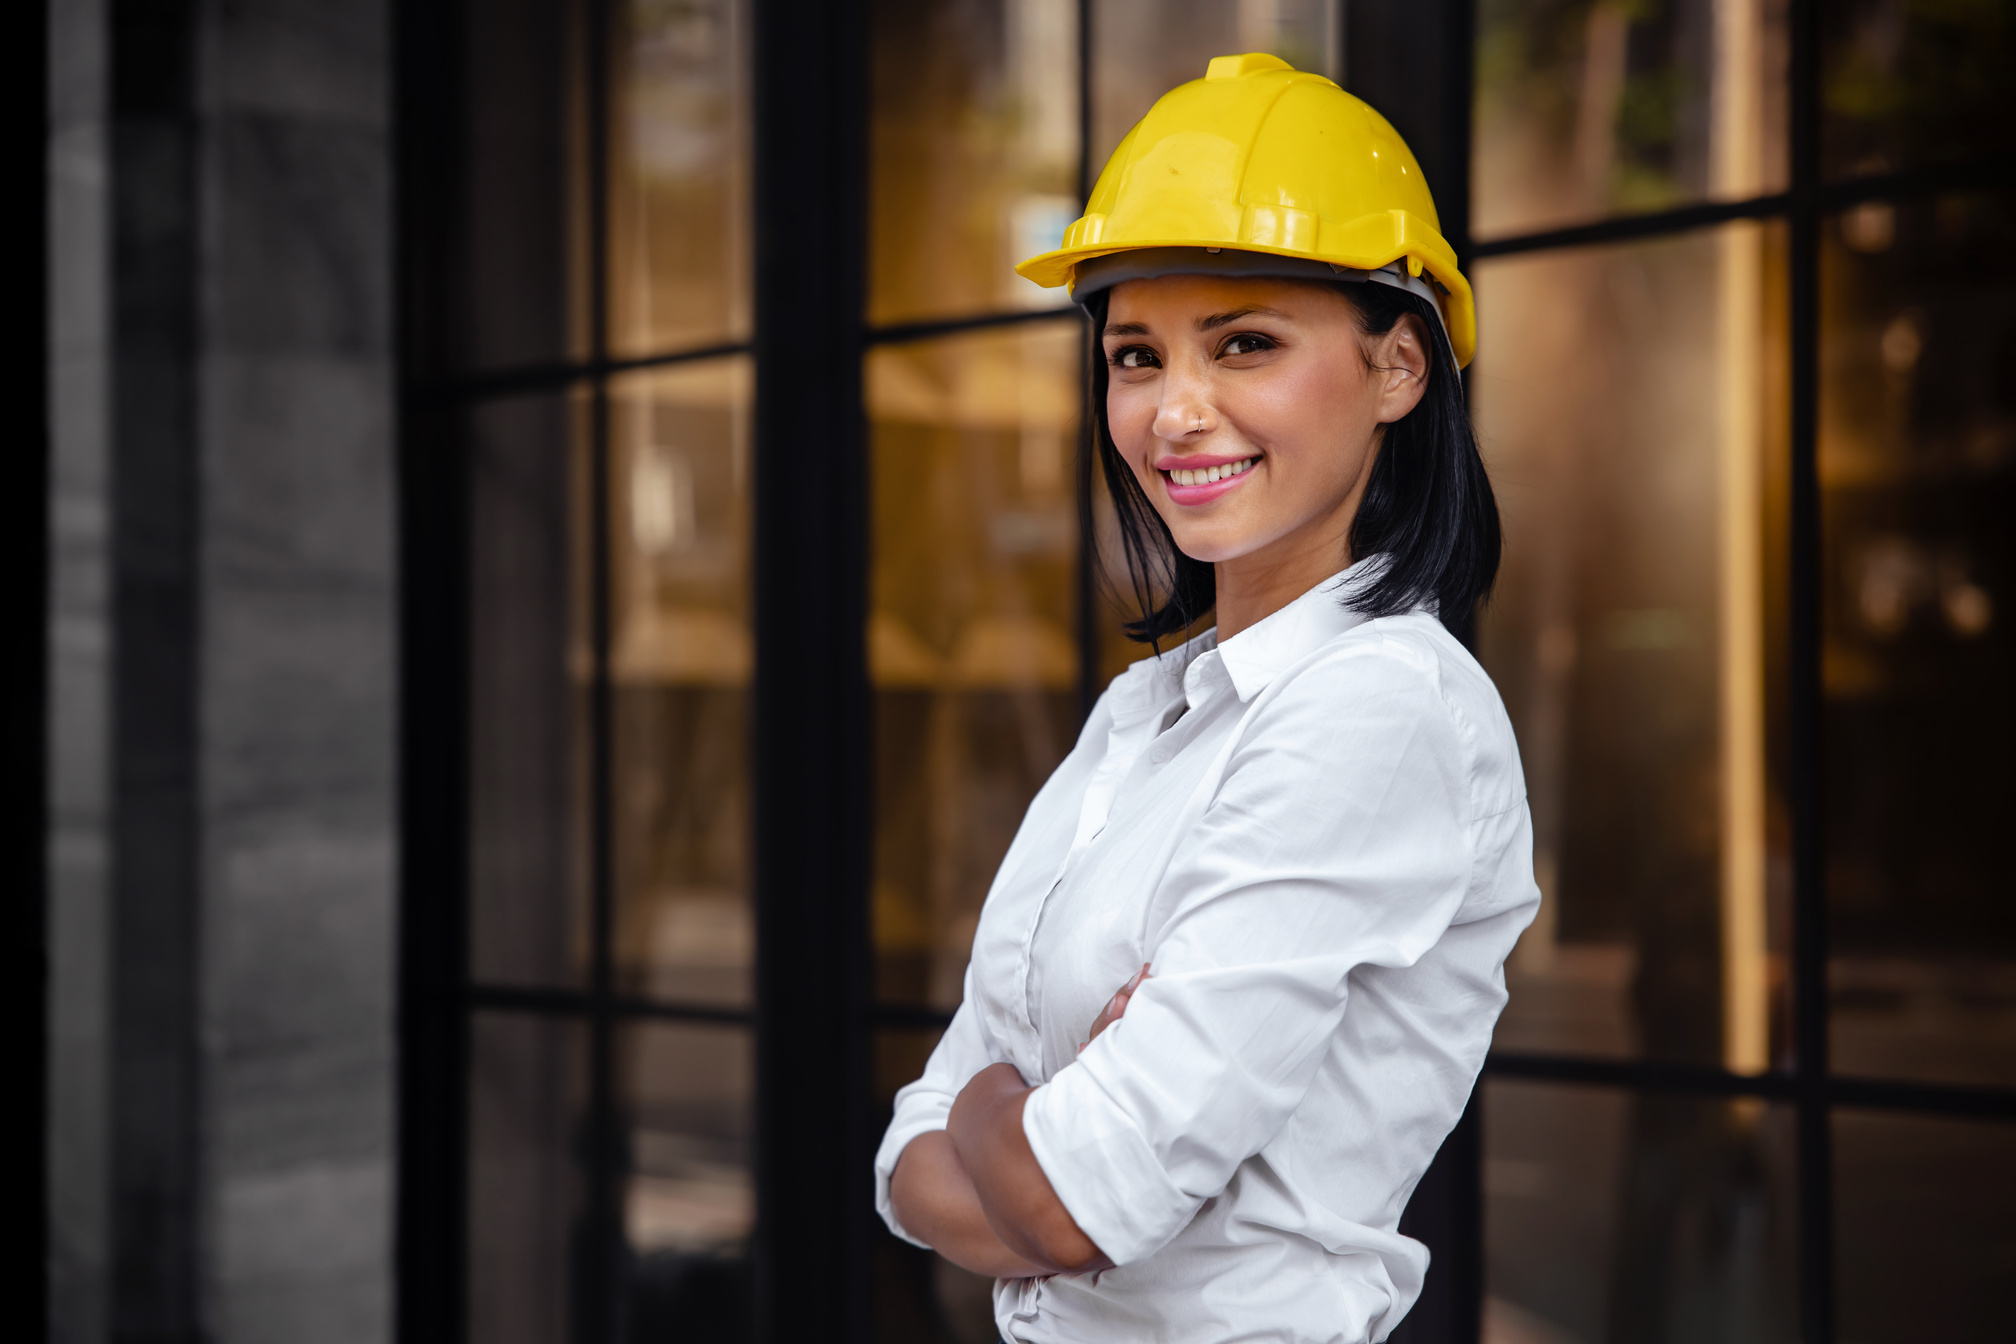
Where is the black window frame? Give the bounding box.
[394,4,2016,1343]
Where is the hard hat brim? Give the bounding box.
[1018,227,1476,368]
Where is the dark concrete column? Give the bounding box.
[47,2,397,1341]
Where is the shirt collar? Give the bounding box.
[1214,557,1387,703]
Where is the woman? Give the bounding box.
[876,54,1538,1344]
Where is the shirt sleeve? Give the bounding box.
[1021,641,1487,1265]
[873,979,1007,1247]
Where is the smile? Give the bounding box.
[1159,454,1259,504]
[1166,457,1256,486]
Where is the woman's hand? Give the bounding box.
[1081,964,1151,1051]
[948,1064,1111,1276]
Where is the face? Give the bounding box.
[1101,274,1430,575]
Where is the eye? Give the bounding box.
[1220,332,1277,358]
[1110,345,1161,370]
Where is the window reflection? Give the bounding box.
[1473,0,1789,241]
[452,0,585,372]
[1484,1080,1796,1344]
[1821,191,2016,1089]
[1094,0,1341,165]
[1833,1109,2016,1344]
[469,1013,586,1344]
[1474,222,1792,1072]
[869,321,1084,1008]
[608,359,754,1005]
[608,0,751,356]
[1819,0,2016,181]
[869,0,1081,325]
[470,390,592,990]
[620,1022,754,1339]
[873,1027,998,1344]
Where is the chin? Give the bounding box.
[1166,527,1262,565]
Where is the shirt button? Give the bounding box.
[1150,747,1170,764]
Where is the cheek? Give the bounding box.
[1241,360,1365,451]
[1106,386,1159,478]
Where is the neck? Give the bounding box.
[1212,519,1356,641]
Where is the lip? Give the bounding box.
[1156,452,1260,506]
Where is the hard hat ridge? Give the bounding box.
[1015,53,1477,367]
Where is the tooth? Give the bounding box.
[1211,465,1226,481]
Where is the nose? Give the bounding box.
[1151,368,1217,442]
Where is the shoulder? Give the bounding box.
[1259,611,1527,819]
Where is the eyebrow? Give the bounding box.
[1103,306,1291,341]
[1197,305,1288,331]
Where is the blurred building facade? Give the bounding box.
[40,2,2016,1344]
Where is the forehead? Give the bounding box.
[1102,273,1352,329]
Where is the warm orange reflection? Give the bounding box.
[1473,0,1789,241]
[608,359,754,1005]
[1093,0,1341,165]
[868,321,1083,1007]
[619,1022,753,1264]
[869,0,1080,326]
[608,0,751,356]
[1820,191,2016,1090]
[1474,222,1791,1070]
[1483,1080,1797,1342]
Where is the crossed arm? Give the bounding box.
[887,967,1148,1277]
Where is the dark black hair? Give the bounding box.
[1083,278,1502,646]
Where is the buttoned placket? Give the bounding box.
[1014,653,1195,1053]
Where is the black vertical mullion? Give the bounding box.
[1075,0,1099,720]
[1444,0,1483,1328]
[751,3,872,1344]
[1786,0,1832,1341]
[580,0,621,1341]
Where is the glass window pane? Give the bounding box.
[469,1012,587,1344]
[1474,223,1793,1072]
[1821,191,2016,1090]
[1473,0,1790,242]
[621,1021,754,1339]
[609,359,755,1006]
[450,0,587,373]
[868,321,1083,1009]
[470,390,592,989]
[1820,0,2016,181]
[1834,1109,2016,1344]
[1484,1080,1797,1343]
[872,1025,998,1344]
[1094,1,1342,168]
[869,0,1081,326]
[608,0,752,357]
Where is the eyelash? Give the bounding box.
[1106,332,1277,370]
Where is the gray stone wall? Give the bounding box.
[48,0,113,1337]
[47,2,397,1341]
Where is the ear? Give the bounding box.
[1371,314,1432,424]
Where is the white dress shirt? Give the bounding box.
[874,563,1540,1344]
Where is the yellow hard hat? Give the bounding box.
[1016,52,1475,368]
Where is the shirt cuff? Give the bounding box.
[874,1099,953,1248]
[1022,1064,1197,1265]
